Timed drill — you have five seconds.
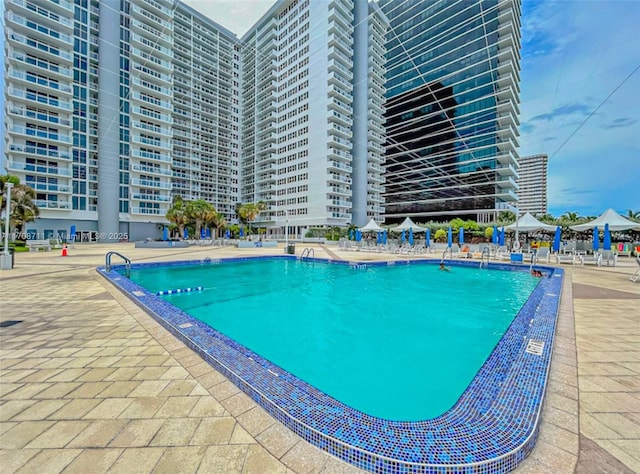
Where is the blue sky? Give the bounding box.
[519,0,640,218]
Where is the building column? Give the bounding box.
[350,0,370,227]
[97,2,122,240]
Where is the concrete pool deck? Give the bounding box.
[0,242,638,473]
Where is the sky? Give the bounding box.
[184,0,640,219]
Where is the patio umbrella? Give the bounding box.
[401,230,406,243]
[499,228,505,246]
[201,228,206,239]
[592,226,599,251]
[239,228,244,237]
[356,230,362,242]
[382,230,387,245]
[447,227,452,248]
[409,227,414,245]
[425,228,431,248]
[349,229,354,240]
[376,232,381,244]
[184,228,189,240]
[552,226,561,252]
[459,227,464,245]
[162,226,169,241]
[603,223,611,251]
[492,225,498,245]
[225,229,231,239]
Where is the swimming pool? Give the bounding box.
[100,256,563,473]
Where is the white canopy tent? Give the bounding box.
[570,208,640,232]
[504,212,557,232]
[358,218,385,232]
[391,217,426,232]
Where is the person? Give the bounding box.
[439,262,450,272]
[531,269,543,277]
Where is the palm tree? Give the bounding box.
[561,211,580,222]
[210,211,227,238]
[237,202,263,234]
[166,197,188,239]
[10,184,40,235]
[0,175,21,214]
[185,199,214,239]
[627,210,640,221]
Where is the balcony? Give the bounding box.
[131,193,171,202]
[7,12,73,45]
[130,178,172,190]
[9,69,72,95]
[130,207,167,216]
[7,161,71,176]
[130,163,172,176]
[131,149,171,163]
[9,144,71,160]
[9,107,71,127]
[34,199,71,209]
[28,182,72,193]
[8,32,72,62]
[10,125,71,144]
[327,160,352,173]
[8,87,71,111]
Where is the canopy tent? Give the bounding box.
[358,218,385,232]
[570,208,640,232]
[391,217,426,232]
[504,212,556,232]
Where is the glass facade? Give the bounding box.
[380,0,521,223]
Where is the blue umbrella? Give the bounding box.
[552,226,561,252]
[162,226,169,241]
[355,230,362,242]
[201,228,206,239]
[69,225,76,242]
[447,227,452,248]
[183,228,189,240]
[592,226,599,251]
[205,228,211,238]
[239,228,244,237]
[409,227,414,245]
[499,227,505,246]
[383,230,387,245]
[349,229,354,240]
[492,225,498,244]
[603,223,611,251]
[376,232,381,244]
[225,229,231,239]
[425,228,431,247]
[401,230,406,243]
[459,227,464,245]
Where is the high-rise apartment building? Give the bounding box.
[3,0,386,240]
[379,0,521,224]
[241,0,387,235]
[516,153,548,216]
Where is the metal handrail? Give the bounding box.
[301,247,314,259]
[105,251,131,277]
[479,248,490,268]
[441,247,452,263]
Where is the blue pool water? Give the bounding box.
[127,259,540,421]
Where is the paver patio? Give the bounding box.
[0,242,638,473]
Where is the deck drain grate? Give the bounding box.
[0,320,23,328]
[525,339,544,355]
[179,323,192,329]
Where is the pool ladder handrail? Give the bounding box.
[441,247,452,263]
[479,248,490,268]
[529,249,537,270]
[105,251,131,278]
[301,247,314,259]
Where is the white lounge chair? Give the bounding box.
[600,250,617,266]
[631,257,640,282]
[556,253,575,265]
[580,253,601,266]
[535,247,551,263]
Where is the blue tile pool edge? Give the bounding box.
[97,257,564,474]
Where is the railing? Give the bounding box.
[105,251,131,278]
[479,248,490,269]
[301,248,315,260]
[441,247,452,263]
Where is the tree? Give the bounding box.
[166,197,188,239]
[627,210,640,221]
[561,211,580,222]
[210,211,227,238]
[0,175,21,214]
[434,228,447,242]
[186,199,214,239]
[498,211,516,225]
[237,202,263,234]
[10,184,40,235]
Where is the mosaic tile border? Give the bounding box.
[98,257,563,473]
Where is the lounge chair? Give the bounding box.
[534,247,550,263]
[580,253,601,266]
[600,250,617,267]
[556,252,575,265]
[631,257,640,282]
